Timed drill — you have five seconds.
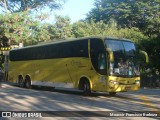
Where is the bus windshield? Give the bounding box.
[105,39,136,57]
[105,39,139,77]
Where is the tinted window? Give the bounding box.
[9,39,89,61]
[90,38,106,75]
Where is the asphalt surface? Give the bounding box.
[0,82,159,120]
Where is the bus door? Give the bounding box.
[90,39,107,91]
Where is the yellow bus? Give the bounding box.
[8,37,148,95]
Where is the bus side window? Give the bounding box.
[70,41,76,57]
[63,43,71,58]
[90,38,107,75]
[70,40,88,58]
[78,40,88,57]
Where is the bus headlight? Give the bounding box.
[110,63,114,75]
[135,80,140,84]
[109,80,119,85]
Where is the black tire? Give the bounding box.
[109,92,117,96]
[18,78,24,88]
[25,79,31,89]
[83,81,91,95]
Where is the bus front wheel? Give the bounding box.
[83,81,91,95]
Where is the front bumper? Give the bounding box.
[108,76,140,92]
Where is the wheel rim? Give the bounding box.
[83,81,91,95]
[26,80,31,88]
[83,82,88,92]
[26,81,29,88]
[19,78,23,87]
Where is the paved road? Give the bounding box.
[0,82,159,120]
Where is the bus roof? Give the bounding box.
[38,36,132,44]
[11,36,133,50]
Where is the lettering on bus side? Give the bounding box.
[31,63,41,67]
[71,60,86,68]
[71,60,82,66]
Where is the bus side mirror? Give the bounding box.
[106,48,114,62]
[139,50,149,64]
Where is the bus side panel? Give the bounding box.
[8,61,36,83]
[68,57,108,92]
[8,58,74,88]
[68,57,91,88]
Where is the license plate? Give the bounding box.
[125,86,131,90]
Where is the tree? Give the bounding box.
[86,0,160,36]
[72,20,109,37]
[0,12,50,46]
[139,38,160,72]
[0,0,66,45]
[72,20,148,44]
[48,15,72,39]
[0,0,66,13]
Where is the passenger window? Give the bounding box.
[90,38,107,75]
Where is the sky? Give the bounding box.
[47,0,95,23]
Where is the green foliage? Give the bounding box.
[139,38,160,72]
[48,15,72,40]
[86,0,160,37]
[72,20,108,37]
[0,0,66,45]
[115,28,149,44]
[0,0,65,13]
[72,20,147,44]
[0,12,50,45]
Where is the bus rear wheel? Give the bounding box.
[25,77,31,89]
[18,77,24,88]
[109,92,117,96]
